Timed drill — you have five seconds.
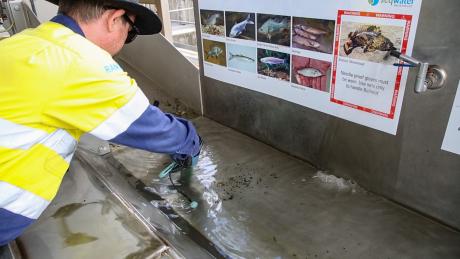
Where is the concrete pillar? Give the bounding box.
[142,0,173,42]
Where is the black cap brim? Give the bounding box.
[45,0,162,35]
[107,0,162,35]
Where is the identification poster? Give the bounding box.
[198,0,422,134]
[442,82,460,156]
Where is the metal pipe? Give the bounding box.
[416,62,429,93]
[169,7,194,13]
[170,19,195,24]
[398,54,421,66]
[29,0,36,15]
[390,50,429,93]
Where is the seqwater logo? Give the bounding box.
[368,0,414,7]
[368,0,379,6]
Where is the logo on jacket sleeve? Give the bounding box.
[104,63,123,73]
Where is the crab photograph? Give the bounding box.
[339,22,404,64]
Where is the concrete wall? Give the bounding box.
[118,35,202,113]
[33,0,57,22]
[195,0,460,230]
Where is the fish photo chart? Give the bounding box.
[198,0,423,135]
[442,81,460,156]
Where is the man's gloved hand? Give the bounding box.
[191,147,200,167]
[191,135,203,166]
[171,136,202,168]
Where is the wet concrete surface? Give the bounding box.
[112,117,460,259]
[18,159,172,259]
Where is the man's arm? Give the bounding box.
[42,58,200,159]
[90,92,200,158]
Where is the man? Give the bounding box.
[0,0,201,245]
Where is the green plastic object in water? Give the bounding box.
[190,201,198,209]
[159,161,178,178]
[158,160,199,209]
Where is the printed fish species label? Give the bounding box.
[442,81,460,156]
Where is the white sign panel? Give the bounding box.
[198,0,423,134]
[442,82,460,155]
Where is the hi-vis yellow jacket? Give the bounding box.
[0,18,199,244]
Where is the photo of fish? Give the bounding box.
[257,48,290,81]
[203,39,227,66]
[291,55,331,92]
[292,17,335,54]
[227,44,257,73]
[339,22,403,64]
[200,10,225,36]
[257,14,291,47]
[225,12,256,40]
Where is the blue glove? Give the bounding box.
[191,152,199,167]
[190,140,201,166]
[160,136,202,178]
[171,136,202,168]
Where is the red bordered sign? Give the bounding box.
[330,10,413,119]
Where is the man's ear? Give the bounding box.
[106,9,126,32]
